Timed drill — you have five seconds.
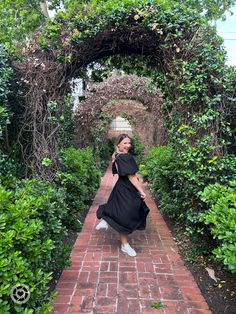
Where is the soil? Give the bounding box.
[163,214,236,314]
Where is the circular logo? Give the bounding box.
[10,284,31,304]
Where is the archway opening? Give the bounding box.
[108,115,132,139]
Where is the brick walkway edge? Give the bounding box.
[50,164,211,314]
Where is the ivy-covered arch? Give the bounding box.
[74,74,165,148]
[13,0,234,178]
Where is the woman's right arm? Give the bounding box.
[128,174,146,199]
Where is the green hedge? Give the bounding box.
[15,179,70,272]
[141,144,236,272]
[56,147,101,230]
[0,179,70,313]
[129,134,145,165]
[140,145,180,216]
[0,146,102,312]
[199,182,236,273]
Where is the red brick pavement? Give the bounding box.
[50,164,211,314]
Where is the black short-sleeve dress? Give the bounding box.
[96,153,150,234]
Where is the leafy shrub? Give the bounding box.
[15,179,70,272]
[170,125,236,228]
[199,181,236,272]
[217,154,236,184]
[0,155,18,188]
[0,181,65,314]
[0,105,9,140]
[142,145,236,269]
[0,154,26,190]
[89,112,113,170]
[129,133,145,165]
[56,147,101,230]
[58,96,75,149]
[140,145,180,216]
[98,138,114,170]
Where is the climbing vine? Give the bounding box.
[0,45,12,142]
[10,0,235,187]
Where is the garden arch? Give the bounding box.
[74,74,166,149]
[104,99,156,148]
[13,1,229,179]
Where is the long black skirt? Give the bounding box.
[96,176,149,234]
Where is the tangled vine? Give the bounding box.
[11,0,235,179]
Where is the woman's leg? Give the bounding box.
[120,234,128,245]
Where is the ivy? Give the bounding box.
[0,45,12,141]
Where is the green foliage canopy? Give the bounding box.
[1,0,236,52]
[0,0,46,51]
[59,0,236,20]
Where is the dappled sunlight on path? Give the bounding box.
[50,164,211,314]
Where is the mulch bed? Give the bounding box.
[163,214,236,314]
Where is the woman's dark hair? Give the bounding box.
[115,133,131,146]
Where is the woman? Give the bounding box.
[96,134,149,257]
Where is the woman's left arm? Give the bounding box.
[128,174,146,199]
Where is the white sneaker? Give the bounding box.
[121,243,137,257]
[95,219,108,230]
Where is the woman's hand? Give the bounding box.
[139,191,146,200]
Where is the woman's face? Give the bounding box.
[117,137,131,153]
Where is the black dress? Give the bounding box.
[96,153,150,234]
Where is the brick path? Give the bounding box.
[51,164,211,314]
